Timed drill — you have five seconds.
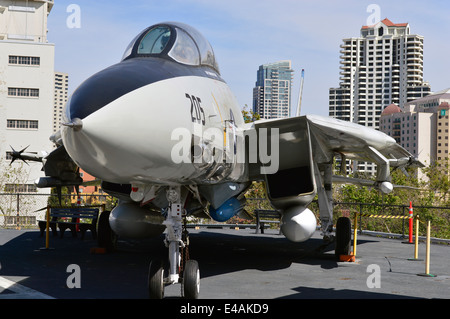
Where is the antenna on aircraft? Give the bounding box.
[295,69,304,117]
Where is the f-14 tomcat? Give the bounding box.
[14,22,422,298]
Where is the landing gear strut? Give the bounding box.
[315,162,352,257]
[148,187,200,299]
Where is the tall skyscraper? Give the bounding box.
[330,18,431,126]
[253,60,294,119]
[54,71,69,132]
[0,0,55,192]
[329,18,431,173]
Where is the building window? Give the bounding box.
[8,55,40,66]
[4,184,38,193]
[7,87,39,98]
[6,119,39,130]
[4,216,36,226]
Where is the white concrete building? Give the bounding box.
[0,0,55,193]
[380,103,435,175]
[380,89,450,179]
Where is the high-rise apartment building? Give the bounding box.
[0,0,55,192]
[253,60,294,119]
[329,18,431,173]
[330,18,431,126]
[54,71,68,132]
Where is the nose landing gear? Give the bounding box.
[147,187,200,299]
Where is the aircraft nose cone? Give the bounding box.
[66,58,170,121]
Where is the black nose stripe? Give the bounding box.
[68,58,173,120]
[68,57,225,120]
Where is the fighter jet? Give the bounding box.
[22,22,422,299]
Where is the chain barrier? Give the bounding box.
[352,208,436,277]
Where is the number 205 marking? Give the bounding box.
[186,93,205,125]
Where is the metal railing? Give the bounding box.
[244,198,450,240]
[1,193,449,240]
[332,202,450,240]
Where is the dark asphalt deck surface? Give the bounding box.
[0,227,449,301]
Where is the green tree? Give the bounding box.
[242,105,260,123]
[421,158,450,204]
[47,187,72,207]
[0,159,37,228]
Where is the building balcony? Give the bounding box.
[407,37,423,43]
[407,79,423,86]
[407,48,423,55]
[407,72,423,79]
[407,62,423,68]
[35,0,54,11]
[407,55,422,60]
[340,43,352,48]
[406,41,423,47]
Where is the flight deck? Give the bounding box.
[0,227,449,300]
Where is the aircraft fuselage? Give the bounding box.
[62,57,245,186]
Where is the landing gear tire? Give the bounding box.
[335,217,352,258]
[148,259,165,299]
[183,260,200,299]
[97,211,117,252]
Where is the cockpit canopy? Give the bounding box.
[122,22,220,74]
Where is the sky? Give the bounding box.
[47,0,450,117]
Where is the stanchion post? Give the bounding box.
[353,213,358,257]
[418,220,436,277]
[45,205,50,249]
[16,194,20,230]
[425,220,430,274]
[40,206,54,251]
[408,201,413,243]
[414,216,419,259]
[408,215,422,261]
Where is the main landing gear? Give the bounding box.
[315,162,352,258]
[335,216,352,258]
[148,187,200,299]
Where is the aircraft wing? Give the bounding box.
[304,114,423,168]
[247,114,423,184]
